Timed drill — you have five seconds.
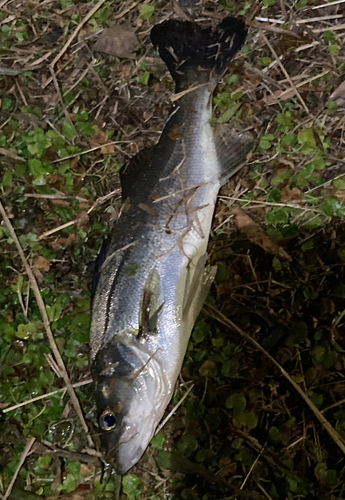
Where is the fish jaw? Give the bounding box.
[92,334,171,474]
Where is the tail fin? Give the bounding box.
[150,17,247,90]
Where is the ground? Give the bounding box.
[1,0,345,499]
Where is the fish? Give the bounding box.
[90,16,254,474]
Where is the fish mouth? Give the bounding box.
[105,414,158,475]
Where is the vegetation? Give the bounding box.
[1,0,345,499]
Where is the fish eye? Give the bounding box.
[99,408,117,431]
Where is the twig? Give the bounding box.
[260,30,309,114]
[312,22,345,33]
[3,379,92,413]
[204,304,345,456]
[0,201,94,448]
[49,0,108,68]
[312,0,345,9]
[170,83,208,102]
[38,189,120,240]
[49,66,78,138]
[237,443,266,496]
[51,140,136,163]
[113,0,141,20]
[24,193,89,202]
[2,437,36,500]
[155,383,194,435]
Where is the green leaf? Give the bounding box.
[139,3,155,19]
[222,358,239,377]
[2,97,13,111]
[226,393,246,415]
[140,71,150,85]
[281,133,297,147]
[258,56,272,66]
[259,134,275,150]
[151,432,166,450]
[62,121,75,141]
[298,128,316,154]
[193,320,211,343]
[122,474,143,500]
[269,426,282,443]
[2,169,13,186]
[178,434,198,457]
[16,322,37,340]
[323,30,336,42]
[329,44,340,56]
[217,102,241,123]
[334,176,345,189]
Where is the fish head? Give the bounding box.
[92,335,168,474]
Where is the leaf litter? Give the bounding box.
[1,0,345,499]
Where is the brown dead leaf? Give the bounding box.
[69,155,80,171]
[330,80,345,106]
[32,256,51,284]
[50,199,70,207]
[47,174,66,190]
[335,189,345,201]
[76,211,90,231]
[281,185,303,202]
[263,84,318,105]
[93,25,138,59]
[49,233,77,251]
[90,130,114,154]
[233,206,292,261]
[33,255,51,273]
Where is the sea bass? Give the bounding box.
[90,17,254,474]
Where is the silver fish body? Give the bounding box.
[90,17,254,474]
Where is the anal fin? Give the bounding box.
[183,254,217,325]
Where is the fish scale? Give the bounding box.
[90,16,254,474]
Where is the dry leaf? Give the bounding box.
[90,130,114,154]
[264,84,318,106]
[33,255,51,273]
[76,211,90,231]
[50,199,70,207]
[69,155,80,171]
[281,185,303,202]
[233,206,292,261]
[120,64,133,79]
[93,25,138,59]
[49,233,77,251]
[330,80,345,106]
[47,174,66,190]
[335,189,345,201]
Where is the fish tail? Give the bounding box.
[150,17,247,90]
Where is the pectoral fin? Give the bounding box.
[214,125,256,185]
[183,254,216,325]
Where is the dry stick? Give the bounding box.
[312,0,345,8]
[38,188,120,240]
[260,30,309,114]
[1,437,36,500]
[204,304,345,456]
[49,0,108,69]
[49,66,78,138]
[155,383,195,435]
[0,201,94,448]
[113,0,141,20]
[3,379,92,414]
[312,22,345,33]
